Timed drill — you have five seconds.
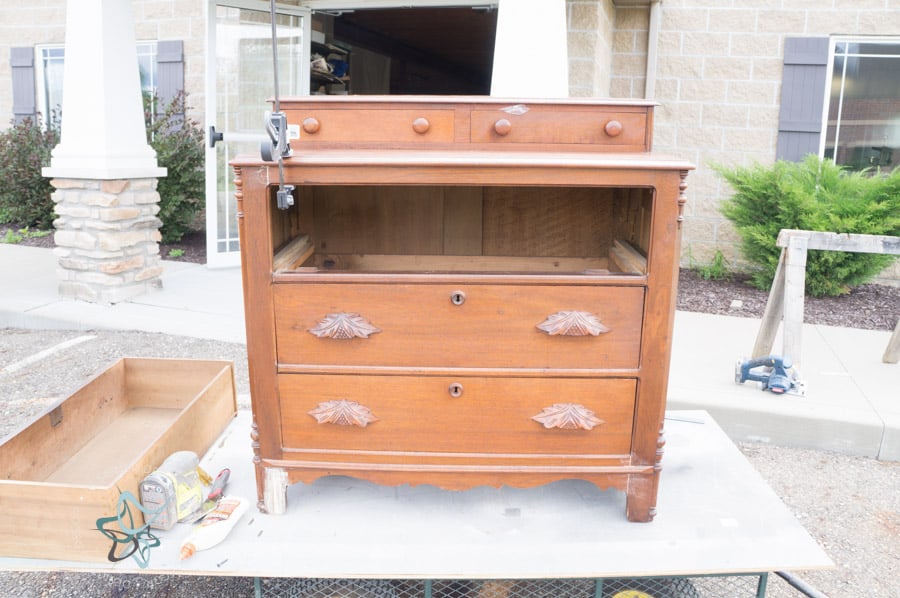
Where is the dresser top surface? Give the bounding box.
[233,149,694,170]
[274,95,660,109]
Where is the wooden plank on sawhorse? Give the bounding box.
[752,230,900,367]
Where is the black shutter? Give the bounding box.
[10,47,37,124]
[776,37,830,162]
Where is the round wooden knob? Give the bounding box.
[494,118,512,136]
[302,117,320,134]
[412,117,430,134]
[604,120,623,137]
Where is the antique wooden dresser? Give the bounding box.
[234,97,693,522]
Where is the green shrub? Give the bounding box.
[0,116,59,228]
[145,92,205,244]
[692,249,733,282]
[716,156,900,296]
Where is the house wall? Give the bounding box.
[3,0,898,281]
[0,0,206,128]
[0,2,66,125]
[593,0,900,283]
[132,0,207,121]
[567,0,616,97]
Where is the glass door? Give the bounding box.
[205,1,310,268]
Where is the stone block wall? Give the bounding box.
[51,178,163,304]
[567,0,616,97]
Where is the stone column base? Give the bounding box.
[51,178,163,304]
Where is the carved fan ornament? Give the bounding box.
[532,403,605,431]
[308,400,379,427]
[537,311,610,336]
[308,313,381,339]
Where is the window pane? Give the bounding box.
[824,40,900,171]
[40,47,66,128]
[35,42,158,131]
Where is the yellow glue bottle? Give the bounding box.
[179,496,249,560]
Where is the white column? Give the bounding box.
[42,0,166,179]
[490,0,569,98]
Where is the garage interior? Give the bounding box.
[311,7,498,95]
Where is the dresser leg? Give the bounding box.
[262,467,288,515]
[625,476,658,522]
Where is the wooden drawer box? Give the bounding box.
[0,358,237,562]
[273,282,644,370]
[278,374,637,457]
[469,108,647,149]
[291,108,455,145]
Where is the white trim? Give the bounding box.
[205,0,312,269]
[219,0,313,16]
[300,1,494,9]
[204,0,229,268]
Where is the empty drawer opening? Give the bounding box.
[271,185,652,275]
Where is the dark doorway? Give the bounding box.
[320,7,497,95]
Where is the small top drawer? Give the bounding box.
[470,108,649,151]
[275,97,654,152]
[288,108,455,145]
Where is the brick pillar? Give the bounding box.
[51,178,163,304]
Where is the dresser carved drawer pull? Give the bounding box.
[494,118,512,136]
[532,403,605,431]
[308,313,381,339]
[308,399,379,428]
[537,310,610,336]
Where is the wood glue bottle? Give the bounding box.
[179,496,249,559]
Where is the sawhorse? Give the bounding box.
[752,229,900,367]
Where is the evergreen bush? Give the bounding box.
[0,116,59,228]
[716,156,900,296]
[145,92,206,244]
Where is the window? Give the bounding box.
[822,38,900,171]
[34,46,65,129]
[34,41,159,130]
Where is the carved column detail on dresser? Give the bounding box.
[233,97,693,522]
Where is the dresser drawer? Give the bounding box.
[289,108,455,145]
[470,108,649,150]
[273,282,645,370]
[278,374,636,457]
